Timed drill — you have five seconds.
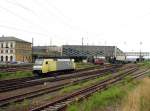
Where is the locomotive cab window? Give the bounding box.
[45,61,48,64]
[35,59,44,65]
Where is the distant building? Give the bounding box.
[33,46,61,59]
[62,45,125,59]
[0,36,32,63]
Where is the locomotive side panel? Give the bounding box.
[56,61,75,71]
[33,58,75,76]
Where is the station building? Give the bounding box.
[0,36,32,63]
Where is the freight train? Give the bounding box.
[33,58,75,76]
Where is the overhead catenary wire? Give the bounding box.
[0,0,89,44]
[2,0,87,36]
[34,0,84,33]
[0,1,50,35]
[4,0,36,15]
[44,0,89,38]
[46,0,87,33]
[3,0,52,34]
[45,0,73,23]
[0,24,49,36]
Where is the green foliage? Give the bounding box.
[0,71,33,80]
[0,99,31,111]
[67,80,139,111]
[60,75,111,94]
[138,61,150,68]
[75,62,97,69]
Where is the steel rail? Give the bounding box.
[0,65,118,93]
[0,66,120,107]
[30,67,140,111]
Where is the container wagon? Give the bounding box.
[33,59,75,76]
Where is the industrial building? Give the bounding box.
[62,45,125,60]
[0,36,32,63]
[32,46,61,60]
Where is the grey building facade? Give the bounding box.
[62,45,125,58]
[32,46,62,61]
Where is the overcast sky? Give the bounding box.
[0,0,150,52]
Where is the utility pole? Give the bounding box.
[139,41,142,61]
[49,39,52,56]
[114,46,117,58]
[104,41,107,58]
[81,37,84,57]
[32,38,33,63]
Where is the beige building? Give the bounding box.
[0,36,32,63]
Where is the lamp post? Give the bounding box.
[81,37,84,58]
[32,38,33,63]
[139,41,142,61]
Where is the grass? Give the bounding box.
[1,73,111,111]
[0,62,95,80]
[0,99,31,111]
[59,74,111,95]
[121,77,150,111]
[0,71,33,80]
[75,62,98,69]
[67,78,140,111]
[138,61,150,68]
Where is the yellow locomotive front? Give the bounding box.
[33,58,75,76]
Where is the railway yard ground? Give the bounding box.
[0,62,97,80]
[0,62,150,111]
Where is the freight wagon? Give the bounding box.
[94,58,105,65]
[33,58,75,76]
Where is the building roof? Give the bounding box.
[0,36,31,43]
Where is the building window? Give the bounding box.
[1,56,3,62]
[6,43,8,48]
[10,56,13,61]
[10,50,13,53]
[1,43,3,48]
[6,50,8,53]
[1,50,3,53]
[6,56,8,62]
[10,43,13,48]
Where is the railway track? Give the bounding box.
[0,65,116,92]
[0,64,105,73]
[0,65,105,86]
[29,67,150,111]
[0,76,36,86]
[0,66,32,72]
[0,65,122,107]
[0,64,138,108]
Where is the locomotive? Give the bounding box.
[33,58,75,76]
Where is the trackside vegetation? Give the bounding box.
[67,78,140,111]
[121,77,150,111]
[138,61,150,68]
[0,73,112,111]
[67,62,150,111]
[0,62,97,80]
[59,74,111,95]
[0,71,33,80]
[75,62,98,69]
